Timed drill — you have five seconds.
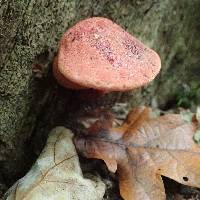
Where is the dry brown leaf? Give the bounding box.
[75,107,200,200]
[4,127,105,200]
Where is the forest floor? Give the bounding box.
[1,104,200,200]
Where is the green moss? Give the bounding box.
[175,82,200,109]
[194,130,200,144]
[0,0,78,183]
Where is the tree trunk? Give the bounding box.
[0,0,199,196]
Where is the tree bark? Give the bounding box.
[0,0,200,195]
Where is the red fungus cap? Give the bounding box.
[54,17,161,92]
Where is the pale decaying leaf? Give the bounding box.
[4,127,105,200]
[75,107,200,200]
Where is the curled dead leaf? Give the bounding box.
[193,106,200,144]
[75,107,200,200]
[4,127,105,200]
[196,106,200,123]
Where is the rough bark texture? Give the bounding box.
[0,0,200,196]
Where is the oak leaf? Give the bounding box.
[4,127,105,200]
[75,107,200,200]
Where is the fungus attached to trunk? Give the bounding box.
[53,17,161,96]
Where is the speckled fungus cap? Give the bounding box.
[53,17,161,92]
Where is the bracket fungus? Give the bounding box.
[53,17,161,96]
